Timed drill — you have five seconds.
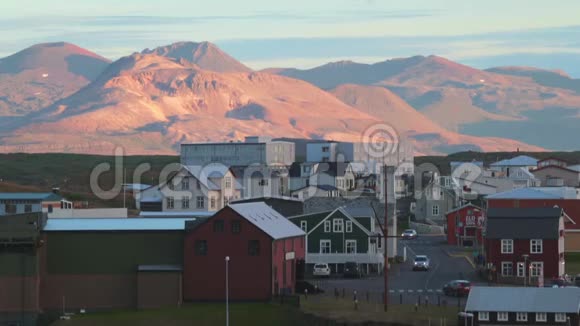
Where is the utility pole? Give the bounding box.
[226,256,230,326]
[383,165,389,312]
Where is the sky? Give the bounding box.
[2,0,580,75]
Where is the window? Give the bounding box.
[195,240,207,256]
[501,261,513,277]
[225,177,232,189]
[259,179,269,186]
[181,177,190,190]
[196,196,205,209]
[555,313,566,322]
[213,220,224,232]
[516,312,527,322]
[531,239,543,254]
[167,180,175,190]
[324,221,331,233]
[530,262,543,277]
[24,204,32,213]
[478,312,489,321]
[320,240,331,254]
[166,196,174,209]
[497,312,508,321]
[432,205,440,216]
[333,219,344,232]
[501,239,513,254]
[346,221,353,233]
[232,220,241,234]
[224,196,231,206]
[5,204,16,214]
[196,180,201,189]
[300,221,307,232]
[346,240,357,254]
[322,146,330,152]
[517,262,525,277]
[210,197,216,209]
[182,196,190,209]
[248,240,260,256]
[535,312,546,322]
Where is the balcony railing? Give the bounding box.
[306,252,384,265]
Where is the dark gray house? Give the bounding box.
[465,287,580,325]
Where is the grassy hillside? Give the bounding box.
[415,151,580,175]
[0,153,179,208]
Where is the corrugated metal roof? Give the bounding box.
[139,211,215,217]
[486,207,561,239]
[228,202,305,240]
[466,287,580,313]
[138,265,182,272]
[43,218,194,231]
[486,187,579,200]
[490,155,538,167]
[0,192,61,201]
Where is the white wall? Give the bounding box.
[48,208,128,218]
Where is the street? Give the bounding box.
[308,235,478,305]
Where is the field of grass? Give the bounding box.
[51,303,302,326]
[0,153,178,209]
[301,297,460,325]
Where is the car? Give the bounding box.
[362,188,376,194]
[443,280,472,297]
[412,255,430,271]
[343,262,362,278]
[312,263,331,277]
[401,229,418,239]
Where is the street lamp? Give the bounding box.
[225,256,230,326]
[522,254,529,287]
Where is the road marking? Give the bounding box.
[408,290,414,293]
[389,290,395,293]
[417,289,423,293]
[399,290,405,293]
[427,289,433,293]
[436,289,443,293]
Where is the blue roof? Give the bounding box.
[490,155,538,167]
[486,187,579,200]
[44,218,194,231]
[0,192,60,200]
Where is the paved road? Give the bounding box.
[308,236,477,305]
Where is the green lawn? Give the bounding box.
[301,297,460,326]
[51,303,301,326]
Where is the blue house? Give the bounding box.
[0,193,62,216]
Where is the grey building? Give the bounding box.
[180,136,295,167]
[464,287,580,325]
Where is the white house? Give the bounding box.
[137,164,242,213]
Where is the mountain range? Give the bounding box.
[0,41,578,155]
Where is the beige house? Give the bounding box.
[137,165,241,213]
[532,158,580,187]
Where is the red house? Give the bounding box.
[183,202,306,301]
[445,204,484,247]
[486,187,580,251]
[484,207,565,285]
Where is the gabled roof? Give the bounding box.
[490,155,538,167]
[0,192,61,201]
[43,218,194,231]
[486,187,579,200]
[445,203,481,216]
[306,207,372,236]
[315,162,351,177]
[532,165,580,174]
[228,202,305,240]
[466,287,580,313]
[485,207,562,239]
[291,184,339,192]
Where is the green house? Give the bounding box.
[289,207,384,274]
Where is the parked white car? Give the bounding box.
[313,263,331,277]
